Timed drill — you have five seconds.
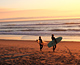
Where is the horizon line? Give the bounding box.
[0,17,80,23]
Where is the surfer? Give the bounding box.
[51,34,57,52]
[39,36,43,51]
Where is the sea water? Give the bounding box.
[0,19,80,41]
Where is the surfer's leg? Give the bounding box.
[55,45,56,48]
[40,46,43,51]
[40,44,43,51]
[53,46,55,52]
[54,45,56,51]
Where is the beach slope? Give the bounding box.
[0,40,80,65]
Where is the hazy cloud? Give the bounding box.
[0,16,67,20]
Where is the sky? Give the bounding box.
[0,0,80,22]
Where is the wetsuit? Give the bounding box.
[39,38,43,51]
[52,36,57,51]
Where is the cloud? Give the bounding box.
[0,17,29,20]
[0,16,56,20]
[0,9,80,21]
[0,16,78,21]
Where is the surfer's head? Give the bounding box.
[39,36,41,39]
[52,34,54,37]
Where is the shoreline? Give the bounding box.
[0,35,80,42]
[0,39,80,43]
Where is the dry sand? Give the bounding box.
[0,40,80,65]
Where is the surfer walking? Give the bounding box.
[51,34,57,52]
[39,36,43,51]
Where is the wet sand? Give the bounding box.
[0,40,80,65]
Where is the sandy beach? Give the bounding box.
[0,40,80,65]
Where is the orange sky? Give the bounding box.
[0,0,80,22]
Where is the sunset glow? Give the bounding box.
[0,0,80,21]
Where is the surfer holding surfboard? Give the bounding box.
[51,34,57,52]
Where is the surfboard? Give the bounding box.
[37,40,48,46]
[47,37,62,48]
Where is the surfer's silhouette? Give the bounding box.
[39,36,43,51]
[51,34,57,52]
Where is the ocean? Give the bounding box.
[0,19,80,41]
